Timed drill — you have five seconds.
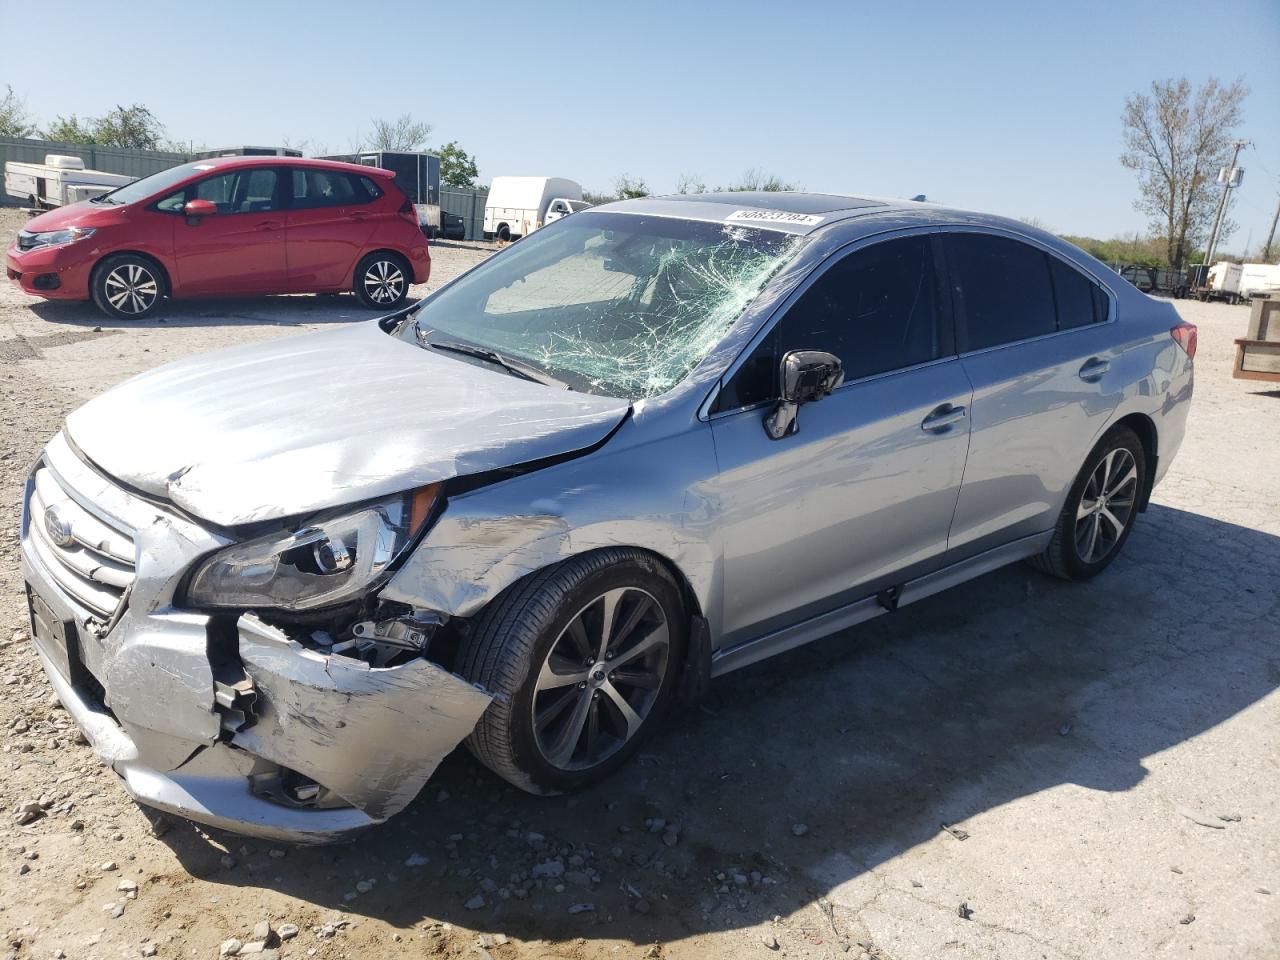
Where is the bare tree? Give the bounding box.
[675,172,706,195]
[0,85,37,138]
[355,114,432,152]
[1121,76,1247,269]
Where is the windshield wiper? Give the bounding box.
[90,195,118,204]
[417,327,569,390]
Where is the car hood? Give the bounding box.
[21,200,124,232]
[65,321,631,526]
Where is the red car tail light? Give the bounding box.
[1170,322,1197,360]
[397,198,419,227]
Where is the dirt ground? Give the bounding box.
[1,206,1276,960]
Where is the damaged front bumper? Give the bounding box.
[19,433,491,843]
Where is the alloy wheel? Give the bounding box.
[362,259,405,304]
[531,587,670,771]
[1074,448,1138,564]
[104,263,159,315]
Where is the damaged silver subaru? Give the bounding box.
[21,193,1194,841]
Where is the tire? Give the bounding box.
[1029,426,1146,581]
[496,223,511,243]
[353,252,409,309]
[90,254,165,319]
[459,549,687,794]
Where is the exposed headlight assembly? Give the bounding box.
[186,486,440,611]
[26,226,97,248]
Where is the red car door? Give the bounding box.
[166,167,288,295]
[283,168,377,291]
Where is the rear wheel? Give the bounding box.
[90,254,164,319]
[1030,426,1145,580]
[496,223,512,243]
[460,549,685,794]
[353,252,409,308]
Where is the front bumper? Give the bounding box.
[6,241,96,300]
[20,432,491,843]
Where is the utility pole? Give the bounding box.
[1263,195,1280,263]
[1204,139,1250,266]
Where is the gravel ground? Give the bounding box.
[1,206,1276,960]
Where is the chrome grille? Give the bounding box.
[27,465,136,619]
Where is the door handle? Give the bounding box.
[922,404,967,432]
[256,220,283,231]
[1078,357,1111,381]
[350,211,369,221]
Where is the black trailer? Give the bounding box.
[320,151,440,207]
[192,146,303,159]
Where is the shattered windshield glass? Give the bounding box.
[405,212,806,400]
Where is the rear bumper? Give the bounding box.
[6,242,95,300]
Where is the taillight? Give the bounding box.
[1170,322,1197,360]
[397,197,419,226]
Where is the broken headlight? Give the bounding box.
[186,486,440,611]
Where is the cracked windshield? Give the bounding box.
[406,211,805,399]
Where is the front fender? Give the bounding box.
[381,415,721,636]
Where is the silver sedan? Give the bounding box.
[20,192,1194,840]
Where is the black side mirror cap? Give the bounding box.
[764,350,844,440]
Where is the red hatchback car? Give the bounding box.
[5,157,430,319]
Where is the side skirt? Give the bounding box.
[709,531,1052,678]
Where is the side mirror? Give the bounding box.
[764,350,844,440]
[183,199,217,221]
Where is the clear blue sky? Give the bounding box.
[3,0,1277,251]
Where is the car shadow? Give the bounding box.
[154,502,1279,946]
[26,294,394,329]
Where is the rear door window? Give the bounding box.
[947,233,1056,351]
[716,234,945,411]
[291,169,374,208]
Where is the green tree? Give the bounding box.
[43,113,98,144]
[718,168,799,192]
[438,141,479,188]
[1121,76,1247,269]
[613,173,649,199]
[0,85,37,137]
[43,104,166,149]
[92,104,166,149]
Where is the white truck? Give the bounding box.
[484,176,584,241]
[4,154,135,209]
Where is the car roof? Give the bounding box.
[658,191,887,215]
[594,191,939,236]
[181,155,394,178]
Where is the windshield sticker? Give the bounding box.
[725,209,825,227]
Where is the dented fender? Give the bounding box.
[382,413,722,633]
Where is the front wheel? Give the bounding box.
[353,252,409,308]
[1030,426,1146,581]
[90,254,165,319]
[459,549,686,794]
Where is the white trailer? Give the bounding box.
[1195,261,1244,303]
[1238,263,1280,301]
[4,155,134,209]
[484,176,584,241]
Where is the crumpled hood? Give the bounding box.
[66,321,630,526]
